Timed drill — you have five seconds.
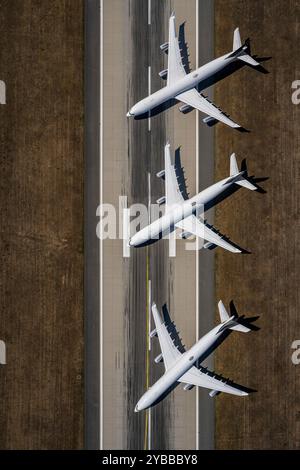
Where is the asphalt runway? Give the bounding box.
[86,0,215,450]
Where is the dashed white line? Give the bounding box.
[148,0,151,25]
[148,65,151,131]
[148,171,151,224]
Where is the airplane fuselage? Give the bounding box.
[128,53,235,117]
[135,324,225,412]
[129,176,234,247]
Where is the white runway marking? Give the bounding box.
[123,205,131,258]
[99,0,104,451]
[148,407,152,449]
[148,65,151,131]
[148,172,151,224]
[148,279,152,352]
[148,0,151,25]
[148,278,152,448]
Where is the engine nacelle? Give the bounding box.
[179,231,192,240]
[158,69,168,80]
[160,42,169,53]
[155,353,163,364]
[179,103,193,114]
[156,170,165,179]
[203,241,216,250]
[209,389,221,398]
[149,328,157,339]
[183,383,194,391]
[156,196,166,206]
[203,116,218,127]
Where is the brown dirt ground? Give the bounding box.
[0,0,84,449]
[214,0,300,450]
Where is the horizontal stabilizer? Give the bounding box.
[229,322,251,333]
[238,53,260,67]
[235,178,257,191]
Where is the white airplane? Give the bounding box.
[128,143,257,252]
[127,12,259,128]
[135,301,257,412]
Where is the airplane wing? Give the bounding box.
[175,215,241,253]
[167,13,187,86]
[178,365,249,396]
[151,303,182,371]
[176,88,241,129]
[164,142,185,210]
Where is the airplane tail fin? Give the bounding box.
[231,28,260,66]
[233,27,242,51]
[229,153,257,191]
[218,300,251,333]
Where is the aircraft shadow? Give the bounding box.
[174,146,189,199]
[162,304,186,353]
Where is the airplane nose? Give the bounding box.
[126,109,133,117]
[128,235,137,247]
[134,404,139,412]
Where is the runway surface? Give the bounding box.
[86,0,215,450]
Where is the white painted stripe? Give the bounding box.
[148,172,151,224]
[148,279,151,352]
[148,0,151,25]
[123,207,131,258]
[195,0,200,452]
[100,0,104,451]
[148,65,151,131]
[168,229,176,257]
[148,407,151,449]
